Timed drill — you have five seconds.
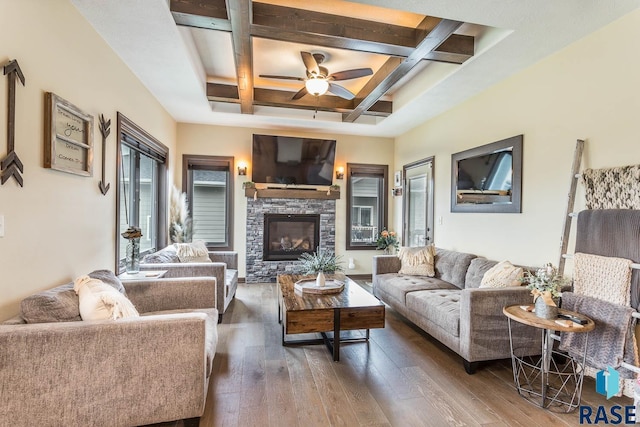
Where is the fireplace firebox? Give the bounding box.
[263,214,320,261]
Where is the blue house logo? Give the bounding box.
[596,366,619,399]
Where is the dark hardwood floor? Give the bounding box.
[159,282,633,426]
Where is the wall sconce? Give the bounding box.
[237,162,247,176]
[335,166,344,180]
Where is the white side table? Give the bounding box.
[118,270,167,281]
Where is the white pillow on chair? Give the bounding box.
[73,275,139,320]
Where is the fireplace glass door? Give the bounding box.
[263,214,320,261]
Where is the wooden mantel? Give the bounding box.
[244,187,340,200]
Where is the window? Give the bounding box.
[182,155,234,250]
[116,113,168,272]
[346,163,388,250]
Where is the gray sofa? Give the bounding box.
[141,247,239,322]
[373,248,540,373]
[0,273,218,427]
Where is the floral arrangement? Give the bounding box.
[298,248,344,274]
[522,263,568,305]
[376,228,399,251]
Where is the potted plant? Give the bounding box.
[242,181,255,190]
[522,263,568,319]
[298,248,344,287]
[376,228,399,255]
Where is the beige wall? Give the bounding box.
[394,9,640,268]
[0,0,177,319]
[176,123,394,277]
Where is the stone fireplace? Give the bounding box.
[246,195,336,283]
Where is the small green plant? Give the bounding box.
[298,248,344,274]
[242,181,256,189]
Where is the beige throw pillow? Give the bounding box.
[398,245,436,277]
[480,260,524,288]
[73,275,139,321]
[174,241,211,263]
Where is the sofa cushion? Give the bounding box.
[465,258,499,289]
[398,245,436,277]
[406,289,461,337]
[434,248,476,289]
[141,245,180,264]
[480,260,524,288]
[20,283,81,323]
[375,273,458,305]
[20,270,126,324]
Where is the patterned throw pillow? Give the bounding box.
[398,245,436,277]
[174,241,212,263]
[480,260,524,288]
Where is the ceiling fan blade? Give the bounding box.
[329,68,373,81]
[301,51,319,75]
[292,86,308,100]
[259,74,305,81]
[328,82,355,100]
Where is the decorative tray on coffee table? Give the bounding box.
[294,279,345,294]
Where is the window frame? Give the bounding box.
[115,113,168,273]
[345,163,389,250]
[182,154,234,251]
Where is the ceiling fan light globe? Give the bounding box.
[305,77,329,96]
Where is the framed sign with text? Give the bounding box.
[44,92,94,177]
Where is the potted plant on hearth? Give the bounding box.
[298,248,344,287]
[522,263,568,319]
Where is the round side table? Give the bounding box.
[503,304,595,412]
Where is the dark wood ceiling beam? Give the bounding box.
[206,83,391,116]
[171,2,474,64]
[170,0,231,31]
[343,18,463,123]
[226,0,253,114]
[252,3,415,48]
[250,24,410,58]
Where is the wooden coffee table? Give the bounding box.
[277,274,385,361]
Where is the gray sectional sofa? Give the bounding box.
[373,248,541,373]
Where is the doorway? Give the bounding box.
[403,157,434,247]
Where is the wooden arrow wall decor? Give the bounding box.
[98,114,111,195]
[1,59,25,187]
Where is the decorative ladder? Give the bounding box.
[557,139,585,276]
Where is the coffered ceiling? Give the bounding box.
[71,0,639,137]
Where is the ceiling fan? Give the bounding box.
[260,51,373,100]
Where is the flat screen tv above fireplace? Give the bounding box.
[251,134,336,186]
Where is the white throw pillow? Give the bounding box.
[398,245,436,277]
[174,241,211,263]
[73,275,139,320]
[480,261,524,288]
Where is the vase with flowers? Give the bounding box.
[376,228,399,255]
[522,263,568,319]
